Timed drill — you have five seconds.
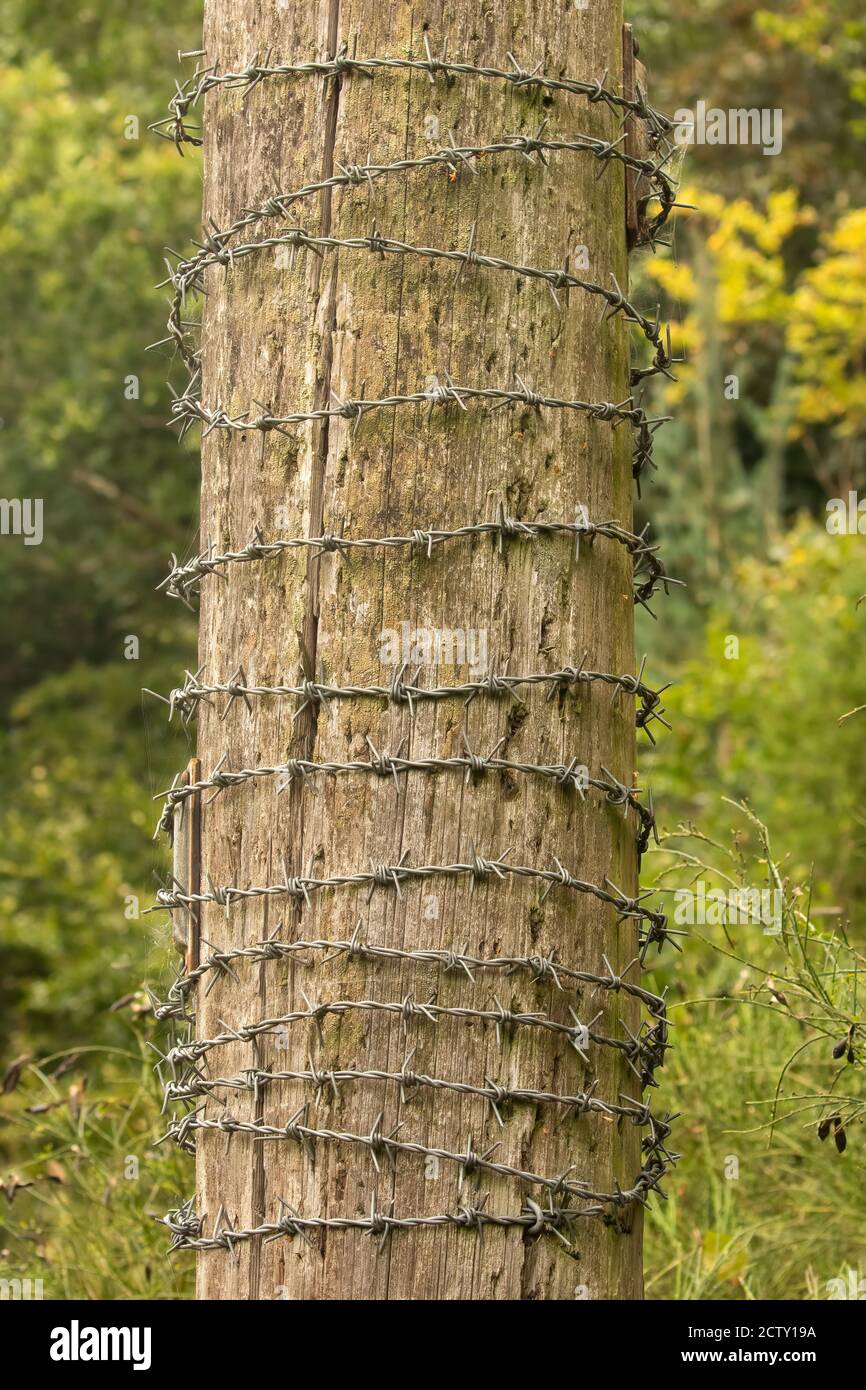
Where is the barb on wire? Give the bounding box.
[149,926,669,1031]
[165,368,669,488]
[156,506,681,608]
[153,129,679,489]
[158,992,666,1081]
[153,741,658,862]
[158,1109,677,1214]
[158,221,679,390]
[159,1194,612,1255]
[162,1057,670,1131]
[146,846,673,959]
[155,42,678,141]
[145,654,673,743]
[151,38,679,246]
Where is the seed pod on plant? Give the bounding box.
[818,1116,833,1142]
[833,1121,847,1154]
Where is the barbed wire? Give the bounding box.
[147,846,674,960]
[151,36,679,247]
[155,135,677,330]
[159,1193,621,1255]
[146,655,673,742]
[157,506,681,609]
[148,33,682,1263]
[154,996,666,1087]
[154,124,680,488]
[156,38,677,141]
[153,738,658,861]
[148,928,668,1029]
[148,844,666,924]
[167,368,667,489]
[156,1107,675,1214]
[157,215,680,397]
[161,1056,668,1131]
[158,1074,676,1221]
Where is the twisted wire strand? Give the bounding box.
[159,1195,617,1255]
[162,1058,666,1132]
[158,221,679,390]
[152,39,679,245]
[154,993,668,1086]
[167,370,668,489]
[153,743,658,860]
[146,657,673,742]
[158,135,675,346]
[158,1108,675,1212]
[147,847,672,957]
[156,43,677,142]
[148,931,668,1030]
[157,509,680,609]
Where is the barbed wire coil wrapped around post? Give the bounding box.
[146,32,685,1262]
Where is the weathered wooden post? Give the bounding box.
[153,0,678,1301]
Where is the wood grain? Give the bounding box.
[194,0,641,1300]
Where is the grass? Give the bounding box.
[644,803,866,1299]
[0,1039,193,1300]
[3,801,865,1300]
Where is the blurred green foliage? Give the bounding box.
[644,804,866,1300]
[645,524,866,908]
[631,0,866,659]
[0,16,199,695]
[0,0,200,1294]
[1,659,192,1055]
[1,1045,193,1299]
[2,0,866,1300]
[629,0,866,1296]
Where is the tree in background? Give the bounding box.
[0,0,202,1299]
[628,0,866,645]
[2,0,865,1304]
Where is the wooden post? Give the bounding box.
[192,0,646,1300]
[623,25,651,250]
[171,758,201,974]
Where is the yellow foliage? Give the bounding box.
[788,208,866,436]
[641,181,866,447]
